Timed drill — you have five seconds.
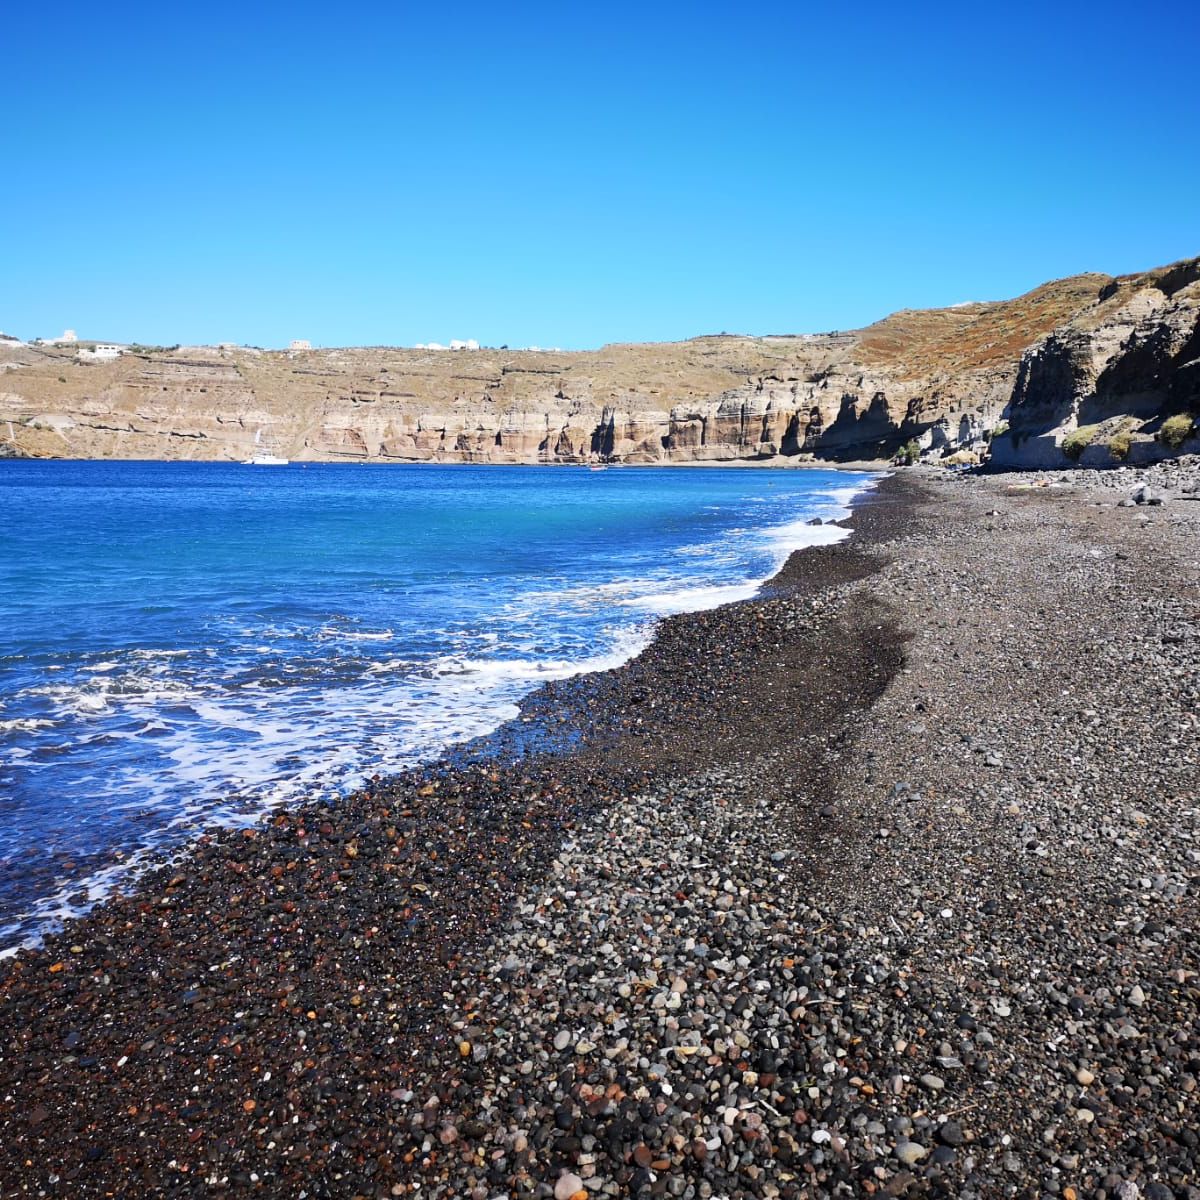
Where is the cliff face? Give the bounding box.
[990,259,1200,467]
[3,256,1197,466]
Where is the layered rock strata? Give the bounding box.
[2,256,1196,467]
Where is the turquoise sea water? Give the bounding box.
[0,461,876,950]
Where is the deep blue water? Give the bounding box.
[0,460,876,950]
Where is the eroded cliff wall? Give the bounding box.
[3,256,1196,466]
[990,258,1200,467]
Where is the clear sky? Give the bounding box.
[4,0,1197,349]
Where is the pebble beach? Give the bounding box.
[1,464,1198,1200]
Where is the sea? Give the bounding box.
[0,460,879,952]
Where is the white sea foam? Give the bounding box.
[24,669,212,720]
[317,627,394,642]
[499,578,662,615]
[73,690,110,714]
[0,718,57,734]
[763,518,851,563]
[622,581,761,614]
[364,657,421,675]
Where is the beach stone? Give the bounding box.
[895,1140,928,1165]
[554,1172,585,1200]
[937,1120,964,1146]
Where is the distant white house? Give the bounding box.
[78,343,125,361]
[415,342,448,351]
[290,339,312,351]
[57,329,78,344]
[449,339,480,351]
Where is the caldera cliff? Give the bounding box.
[3,255,1197,467]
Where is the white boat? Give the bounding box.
[242,429,289,465]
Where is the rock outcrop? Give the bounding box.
[990,258,1200,467]
[2,256,1196,466]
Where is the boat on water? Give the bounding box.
[242,429,289,465]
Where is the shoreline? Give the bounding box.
[0,464,878,955]
[0,455,896,471]
[1,471,1197,1197]
[0,476,909,1197]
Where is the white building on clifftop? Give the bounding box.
[78,343,125,361]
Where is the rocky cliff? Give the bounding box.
[989,258,1200,467]
[3,256,1197,466]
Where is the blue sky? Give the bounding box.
[4,0,1197,349]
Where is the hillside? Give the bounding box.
[3,255,1197,467]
